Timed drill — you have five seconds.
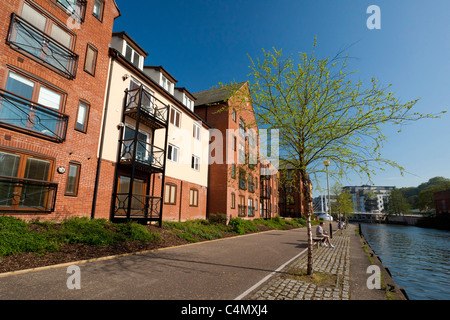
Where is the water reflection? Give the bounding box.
[360,223,450,300]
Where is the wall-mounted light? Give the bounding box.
[57,166,66,174]
[122,74,129,81]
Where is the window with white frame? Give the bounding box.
[170,106,181,128]
[124,44,141,69]
[168,144,179,162]
[161,75,172,92]
[184,95,194,111]
[193,123,201,140]
[191,155,200,171]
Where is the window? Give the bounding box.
[239,142,245,164]
[191,155,200,171]
[1,71,67,141]
[168,144,179,162]
[161,75,172,92]
[231,193,235,209]
[65,162,81,196]
[117,176,145,212]
[232,109,236,122]
[124,44,141,69]
[184,95,194,111]
[170,107,181,127]
[92,0,104,21]
[193,123,201,140]
[189,189,199,207]
[231,164,236,179]
[0,148,56,212]
[75,101,89,132]
[8,3,77,78]
[239,118,246,138]
[56,0,87,22]
[164,183,177,205]
[249,129,256,148]
[84,44,97,76]
[232,135,236,151]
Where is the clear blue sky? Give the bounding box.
[113,0,450,196]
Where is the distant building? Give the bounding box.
[434,190,450,213]
[343,185,394,221]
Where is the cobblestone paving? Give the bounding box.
[246,230,351,300]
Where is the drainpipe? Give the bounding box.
[91,55,115,219]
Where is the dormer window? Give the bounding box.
[161,75,172,92]
[125,44,141,69]
[184,95,194,111]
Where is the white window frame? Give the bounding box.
[124,42,142,69]
[168,144,179,163]
[193,122,201,141]
[170,106,181,128]
[191,155,200,171]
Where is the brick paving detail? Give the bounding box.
[245,229,351,300]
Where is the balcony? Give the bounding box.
[119,138,165,173]
[238,205,247,217]
[239,179,247,190]
[0,89,68,142]
[0,175,58,213]
[7,14,78,79]
[113,193,162,221]
[56,0,87,22]
[248,206,255,217]
[124,87,169,129]
[260,185,271,199]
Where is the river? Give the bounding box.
[359,223,450,300]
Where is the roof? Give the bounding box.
[193,82,248,107]
[112,31,149,57]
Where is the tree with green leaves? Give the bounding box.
[384,188,411,216]
[331,183,354,223]
[220,39,446,274]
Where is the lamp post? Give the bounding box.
[324,160,332,238]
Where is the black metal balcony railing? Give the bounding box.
[0,175,58,212]
[7,14,78,79]
[238,205,247,217]
[125,87,169,128]
[260,185,271,198]
[114,193,162,219]
[0,89,68,142]
[119,138,165,172]
[56,0,87,22]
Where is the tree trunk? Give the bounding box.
[301,170,314,275]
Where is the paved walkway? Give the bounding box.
[244,227,352,300]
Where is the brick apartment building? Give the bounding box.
[92,31,211,224]
[278,165,309,218]
[194,82,278,220]
[434,190,450,214]
[0,0,120,221]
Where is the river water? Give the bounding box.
[359,223,450,300]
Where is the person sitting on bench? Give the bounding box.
[316,222,334,248]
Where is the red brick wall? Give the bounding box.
[152,176,208,222]
[195,83,261,220]
[0,0,119,221]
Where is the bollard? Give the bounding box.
[359,223,362,237]
[329,223,332,238]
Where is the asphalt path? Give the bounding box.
[0,228,310,300]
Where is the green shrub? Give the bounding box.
[115,221,160,243]
[58,217,126,246]
[229,218,259,235]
